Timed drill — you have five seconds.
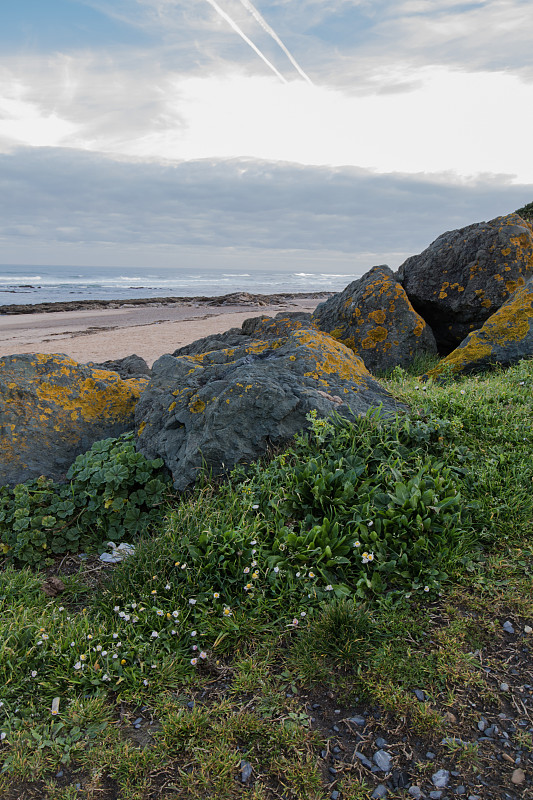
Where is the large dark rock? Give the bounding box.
[311,265,437,372]
[86,353,152,379]
[172,313,317,358]
[396,214,533,353]
[135,328,404,490]
[0,353,146,486]
[427,276,533,377]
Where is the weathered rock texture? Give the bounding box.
[136,329,403,490]
[396,214,533,353]
[311,265,437,372]
[86,354,152,379]
[0,353,145,486]
[426,277,533,378]
[172,313,317,359]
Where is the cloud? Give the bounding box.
[0,147,531,265]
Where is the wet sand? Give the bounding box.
[0,293,329,367]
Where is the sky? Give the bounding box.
[1,0,532,274]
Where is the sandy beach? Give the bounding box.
[0,294,328,367]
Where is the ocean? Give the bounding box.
[0,265,362,307]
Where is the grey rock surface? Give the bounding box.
[0,353,143,486]
[396,213,533,352]
[86,353,151,378]
[136,328,403,490]
[312,265,437,372]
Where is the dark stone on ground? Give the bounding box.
[396,213,533,353]
[312,265,437,372]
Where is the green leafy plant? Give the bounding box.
[0,434,171,566]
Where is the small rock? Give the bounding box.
[328,767,337,776]
[348,715,366,727]
[55,771,64,778]
[371,786,388,799]
[330,792,340,800]
[414,689,426,702]
[468,796,481,800]
[375,737,388,748]
[500,682,510,692]
[426,751,436,760]
[455,787,466,795]
[133,717,143,725]
[408,787,423,799]
[503,620,515,634]
[524,625,532,634]
[240,760,253,784]
[321,750,327,759]
[429,793,442,800]
[354,750,373,769]
[477,717,488,732]
[511,768,526,785]
[373,749,392,772]
[432,769,450,789]
[332,724,340,732]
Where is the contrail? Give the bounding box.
[204,0,288,83]
[237,0,314,85]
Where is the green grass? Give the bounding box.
[1,359,533,798]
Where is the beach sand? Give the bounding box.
[0,295,327,367]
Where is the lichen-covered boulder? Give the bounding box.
[86,354,152,379]
[311,265,437,373]
[396,214,533,353]
[0,353,146,486]
[426,277,533,378]
[136,329,404,490]
[172,313,317,359]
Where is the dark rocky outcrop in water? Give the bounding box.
[396,214,533,353]
[135,328,404,491]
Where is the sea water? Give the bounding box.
[0,265,362,306]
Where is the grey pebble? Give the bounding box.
[328,767,337,776]
[133,724,141,730]
[414,689,426,702]
[187,701,195,709]
[354,750,373,769]
[133,717,143,725]
[55,771,64,778]
[408,788,423,799]
[375,737,388,749]
[330,792,340,800]
[332,724,340,732]
[371,785,388,799]
[503,620,515,634]
[426,751,436,760]
[432,769,450,788]
[373,749,392,772]
[455,787,466,795]
[429,793,443,800]
[348,715,366,727]
[321,750,327,759]
[500,682,510,692]
[240,760,253,783]
[468,796,481,800]
[477,717,488,731]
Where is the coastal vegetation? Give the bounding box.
[1,355,532,798]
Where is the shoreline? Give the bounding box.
[0,291,331,367]
[0,290,332,316]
